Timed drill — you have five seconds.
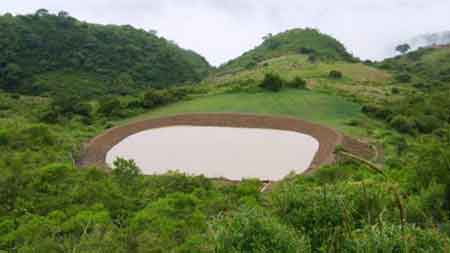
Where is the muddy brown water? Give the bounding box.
[106,126,319,181]
[80,114,375,181]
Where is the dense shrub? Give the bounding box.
[361,104,392,120]
[298,47,316,55]
[270,180,395,250]
[389,115,415,133]
[395,73,412,83]
[411,134,450,212]
[308,54,318,63]
[328,70,343,79]
[142,89,171,108]
[41,95,93,123]
[212,207,311,253]
[0,130,9,146]
[126,99,143,109]
[406,183,448,225]
[98,98,122,116]
[341,224,449,252]
[286,77,307,89]
[131,193,207,252]
[415,115,441,134]
[259,73,284,92]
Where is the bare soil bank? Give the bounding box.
[78,113,373,175]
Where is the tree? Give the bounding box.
[396,44,411,54]
[57,11,69,18]
[111,73,135,95]
[287,77,307,89]
[98,98,121,116]
[212,207,311,253]
[262,33,273,41]
[329,70,343,79]
[395,73,412,83]
[35,9,49,17]
[112,158,141,190]
[260,73,284,92]
[142,89,169,108]
[148,29,158,36]
[0,64,24,91]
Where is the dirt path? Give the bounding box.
[78,113,372,175]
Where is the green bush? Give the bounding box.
[286,77,307,89]
[362,104,392,120]
[212,206,311,253]
[259,73,284,92]
[395,73,412,83]
[98,98,122,116]
[16,124,56,147]
[0,129,9,146]
[341,224,449,252]
[389,115,415,133]
[131,193,207,252]
[415,115,441,134]
[142,89,171,109]
[406,183,448,225]
[126,99,143,109]
[329,70,343,79]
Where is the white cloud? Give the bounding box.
[1,1,449,65]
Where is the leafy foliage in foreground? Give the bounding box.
[0,11,211,97]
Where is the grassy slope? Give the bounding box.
[119,54,395,138]
[122,89,365,135]
[203,55,393,103]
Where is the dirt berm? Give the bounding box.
[78,113,373,174]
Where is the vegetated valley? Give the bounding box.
[1,10,450,252]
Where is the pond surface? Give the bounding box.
[106,126,319,181]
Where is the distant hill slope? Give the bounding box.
[220,28,355,73]
[381,44,450,83]
[365,44,450,135]
[0,10,211,97]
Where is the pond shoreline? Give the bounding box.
[78,113,372,179]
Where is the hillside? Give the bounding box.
[381,44,450,82]
[0,10,211,98]
[353,45,450,136]
[1,16,450,253]
[220,28,355,73]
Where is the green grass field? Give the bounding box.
[122,89,367,135]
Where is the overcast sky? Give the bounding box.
[1,1,449,65]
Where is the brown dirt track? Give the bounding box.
[78,113,373,175]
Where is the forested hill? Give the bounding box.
[0,10,211,97]
[361,45,450,135]
[220,28,355,73]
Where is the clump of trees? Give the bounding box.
[395,73,412,83]
[259,73,284,92]
[259,73,308,92]
[396,43,411,54]
[329,70,343,79]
